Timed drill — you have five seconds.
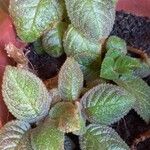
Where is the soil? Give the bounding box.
[26,11,150,149]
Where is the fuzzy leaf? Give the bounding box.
[15,132,33,150]
[80,124,129,150]
[0,120,30,150]
[42,22,68,57]
[9,0,64,42]
[63,25,101,79]
[81,84,135,125]
[100,49,141,80]
[30,119,64,150]
[106,36,127,54]
[49,102,85,133]
[65,0,117,42]
[115,77,150,123]
[58,57,83,101]
[49,88,62,106]
[2,66,51,123]
[33,38,46,55]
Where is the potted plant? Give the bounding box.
[0,0,149,149]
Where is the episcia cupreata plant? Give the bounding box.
[0,0,150,149]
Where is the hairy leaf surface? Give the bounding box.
[30,119,64,150]
[115,77,150,123]
[9,0,64,42]
[81,84,135,125]
[0,120,30,150]
[58,57,83,101]
[80,124,129,150]
[2,66,51,123]
[106,36,127,54]
[64,25,101,80]
[49,102,85,133]
[100,49,141,80]
[65,0,117,42]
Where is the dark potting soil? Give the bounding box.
[27,11,150,149]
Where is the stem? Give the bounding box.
[127,46,150,65]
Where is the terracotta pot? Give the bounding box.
[117,0,150,17]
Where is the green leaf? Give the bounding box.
[42,22,68,57]
[115,77,150,123]
[100,49,141,80]
[65,0,117,42]
[15,132,33,150]
[134,62,150,78]
[33,38,46,55]
[80,124,129,150]
[2,66,51,123]
[0,120,30,150]
[106,36,127,54]
[64,25,101,80]
[9,0,64,42]
[49,102,85,133]
[30,119,64,150]
[58,57,83,101]
[81,84,135,125]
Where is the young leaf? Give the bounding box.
[42,22,68,57]
[0,120,30,150]
[65,0,117,42]
[106,36,127,54]
[100,49,141,80]
[115,77,150,123]
[81,84,135,125]
[9,0,64,42]
[80,124,130,150]
[58,57,83,101]
[2,66,51,123]
[30,119,64,150]
[49,102,85,133]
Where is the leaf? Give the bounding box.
[2,66,51,123]
[9,0,64,42]
[81,84,135,125]
[49,102,85,133]
[65,0,117,42]
[15,132,33,150]
[49,88,62,106]
[106,36,127,54]
[133,62,150,78]
[115,77,150,123]
[33,38,46,55]
[63,25,101,79]
[30,119,64,150]
[80,124,130,150]
[0,120,30,150]
[42,22,68,57]
[100,49,141,80]
[58,57,83,101]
